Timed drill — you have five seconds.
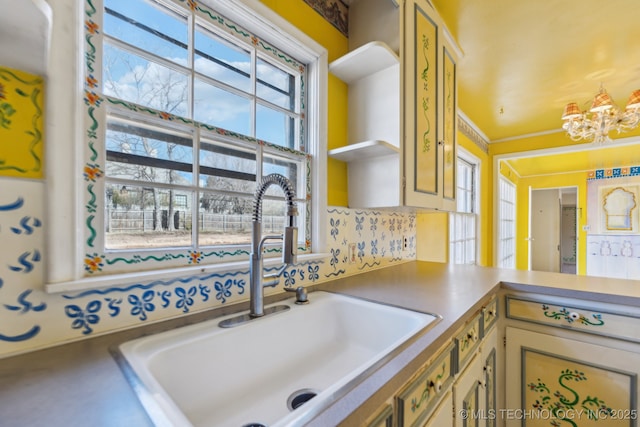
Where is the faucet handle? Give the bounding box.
[283,226,298,265]
[285,286,308,304]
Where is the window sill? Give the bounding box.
[45,253,329,295]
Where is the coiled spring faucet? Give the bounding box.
[249,173,298,317]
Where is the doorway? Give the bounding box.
[529,187,577,274]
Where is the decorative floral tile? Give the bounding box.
[0,203,415,357]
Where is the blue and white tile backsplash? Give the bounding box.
[0,178,416,358]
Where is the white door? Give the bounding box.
[530,189,560,272]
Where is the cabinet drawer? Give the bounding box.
[396,342,455,427]
[481,296,499,336]
[506,294,640,343]
[454,312,482,371]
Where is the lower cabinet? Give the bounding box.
[396,341,456,426]
[481,328,498,427]
[454,352,483,427]
[364,401,394,427]
[504,292,640,427]
[505,327,640,427]
[351,291,640,427]
[453,327,498,427]
[393,296,499,427]
[424,391,454,427]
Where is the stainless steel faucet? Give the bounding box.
[249,173,298,317]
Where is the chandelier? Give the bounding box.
[561,85,640,143]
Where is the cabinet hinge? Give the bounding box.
[503,335,507,347]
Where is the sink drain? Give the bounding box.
[287,388,319,411]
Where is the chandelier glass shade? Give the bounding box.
[561,86,640,143]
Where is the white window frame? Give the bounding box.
[44,0,327,293]
[449,147,479,265]
[497,176,516,269]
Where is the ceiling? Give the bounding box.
[429,0,640,176]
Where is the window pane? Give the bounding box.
[194,26,251,92]
[464,215,476,239]
[197,195,289,246]
[199,139,256,194]
[104,0,188,65]
[256,104,295,149]
[194,78,251,135]
[454,242,462,264]
[498,178,516,268]
[262,154,304,199]
[257,58,295,110]
[456,158,474,213]
[105,183,192,249]
[106,119,194,184]
[197,194,252,246]
[103,43,189,116]
[294,201,308,245]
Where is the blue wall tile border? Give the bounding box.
[588,166,640,180]
[0,326,41,342]
[61,270,251,299]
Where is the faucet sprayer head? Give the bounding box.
[252,173,298,265]
[283,225,297,265]
[252,173,298,222]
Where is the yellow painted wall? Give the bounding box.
[498,160,519,185]
[259,0,349,206]
[0,66,44,178]
[416,211,448,262]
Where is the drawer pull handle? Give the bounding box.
[429,379,443,393]
[483,305,496,317]
[540,304,604,326]
[467,331,478,342]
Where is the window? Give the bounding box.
[45,0,327,290]
[449,151,478,264]
[99,0,308,251]
[497,176,516,268]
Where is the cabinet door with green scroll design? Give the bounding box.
[441,44,456,211]
[402,0,440,209]
[481,328,498,427]
[402,0,457,210]
[506,327,639,427]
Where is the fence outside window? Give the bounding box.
[105,209,286,234]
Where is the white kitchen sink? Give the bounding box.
[118,291,439,427]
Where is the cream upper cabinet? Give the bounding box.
[328,0,457,211]
[402,0,457,211]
